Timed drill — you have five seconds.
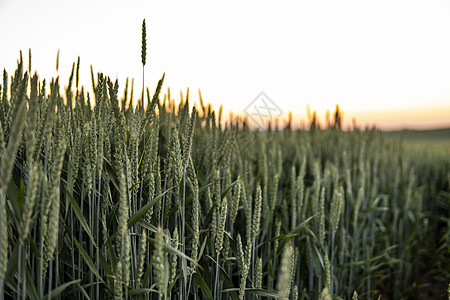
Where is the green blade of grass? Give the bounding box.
[221,288,279,298]
[65,186,97,246]
[194,271,213,300]
[40,279,81,300]
[73,238,105,285]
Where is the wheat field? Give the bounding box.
[0,21,449,300]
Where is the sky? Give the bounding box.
[1,0,450,130]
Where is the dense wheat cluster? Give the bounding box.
[1,31,450,300]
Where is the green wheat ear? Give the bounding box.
[56,49,60,72]
[141,18,147,107]
[141,19,147,67]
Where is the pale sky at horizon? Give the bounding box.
[1,0,450,130]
